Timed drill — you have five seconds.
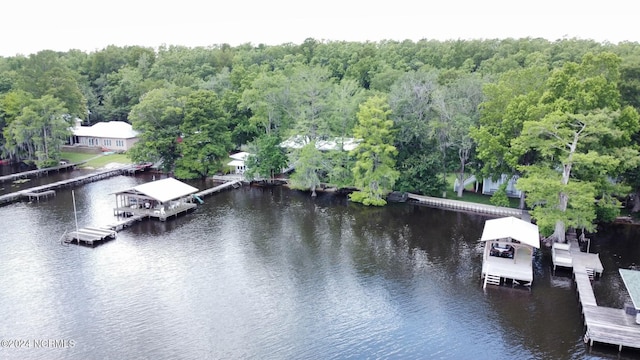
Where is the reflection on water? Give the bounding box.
[0,174,638,359]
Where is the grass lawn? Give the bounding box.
[61,152,132,168]
[445,173,520,208]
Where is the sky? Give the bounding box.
[2,0,639,57]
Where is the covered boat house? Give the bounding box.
[113,177,199,221]
[480,216,540,288]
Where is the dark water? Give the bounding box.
[0,173,639,359]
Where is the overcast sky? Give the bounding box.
[2,0,639,57]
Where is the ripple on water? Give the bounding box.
[0,179,638,359]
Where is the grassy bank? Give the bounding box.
[445,173,520,208]
[61,152,132,168]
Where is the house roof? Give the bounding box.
[227,160,245,167]
[619,269,640,309]
[115,177,198,203]
[280,135,361,151]
[72,121,139,139]
[480,216,540,248]
[229,151,250,161]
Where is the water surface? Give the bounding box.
[0,173,639,359]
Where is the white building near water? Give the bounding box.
[280,135,361,151]
[69,119,139,151]
[112,177,199,221]
[227,151,250,174]
[480,216,540,288]
[482,174,522,198]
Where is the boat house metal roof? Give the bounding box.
[480,216,540,249]
[619,269,640,310]
[114,177,198,203]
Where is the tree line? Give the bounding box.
[1,38,640,240]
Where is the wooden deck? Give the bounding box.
[566,241,640,351]
[195,179,243,198]
[407,193,523,218]
[114,203,197,221]
[583,304,640,351]
[482,248,534,287]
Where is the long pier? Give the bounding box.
[195,177,243,199]
[0,165,148,206]
[406,193,523,218]
[557,237,640,352]
[0,162,78,183]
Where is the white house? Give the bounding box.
[482,174,522,198]
[70,119,139,151]
[227,151,250,174]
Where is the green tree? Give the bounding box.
[241,70,291,136]
[3,95,70,167]
[14,51,86,118]
[129,87,189,173]
[289,141,327,197]
[349,96,399,206]
[289,65,334,139]
[244,134,288,181]
[389,70,444,195]
[175,90,232,179]
[433,73,485,197]
[514,53,639,242]
[327,78,364,138]
[102,65,157,121]
[326,150,355,189]
[472,66,549,208]
[490,183,510,207]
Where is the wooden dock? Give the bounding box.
[63,176,243,246]
[553,237,604,279]
[0,162,77,183]
[65,227,117,246]
[562,238,640,351]
[406,193,523,218]
[113,203,198,222]
[195,178,243,199]
[0,165,141,206]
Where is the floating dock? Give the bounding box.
[65,227,117,246]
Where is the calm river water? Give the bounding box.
[0,172,639,360]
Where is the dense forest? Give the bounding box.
[2,37,640,240]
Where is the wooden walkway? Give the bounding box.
[406,193,523,218]
[195,178,243,198]
[553,237,604,278]
[0,162,77,183]
[0,165,141,206]
[563,239,640,351]
[104,215,146,231]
